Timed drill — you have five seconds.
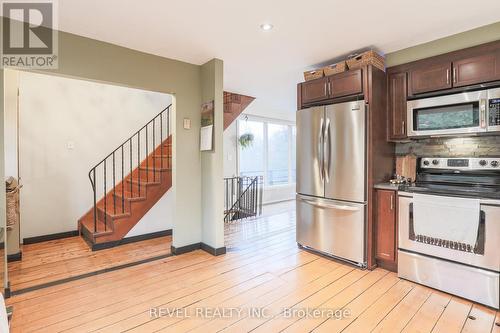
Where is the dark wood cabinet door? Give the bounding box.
[376,190,396,262]
[388,72,407,140]
[453,53,500,87]
[328,69,363,98]
[301,77,329,104]
[408,62,452,95]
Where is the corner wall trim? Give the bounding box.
[170,243,202,255]
[7,252,22,263]
[23,230,79,245]
[171,242,226,256]
[201,243,226,256]
[92,229,172,251]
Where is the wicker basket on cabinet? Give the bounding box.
[303,69,324,81]
[323,61,347,76]
[346,50,385,72]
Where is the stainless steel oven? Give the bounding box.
[407,88,500,137]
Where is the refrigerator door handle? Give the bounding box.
[318,118,324,181]
[302,198,361,211]
[324,118,331,182]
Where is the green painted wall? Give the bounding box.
[386,21,500,67]
[200,59,224,249]
[1,25,221,251]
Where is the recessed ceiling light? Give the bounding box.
[260,23,273,31]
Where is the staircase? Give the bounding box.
[224,176,263,222]
[78,105,173,249]
[224,91,255,130]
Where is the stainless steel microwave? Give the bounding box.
[407,88,500,137]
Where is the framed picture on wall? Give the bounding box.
[200,100,214,151]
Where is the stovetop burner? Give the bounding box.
[399,157,500,199]
[399,183,500,199]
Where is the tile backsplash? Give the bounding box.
[396,135,500,157]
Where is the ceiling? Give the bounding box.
[58,0,500,117]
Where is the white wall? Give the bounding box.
[5,70,173,240]
[223,120,238,178]
[223,108,296,205]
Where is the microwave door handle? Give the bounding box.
[480,99,487,129]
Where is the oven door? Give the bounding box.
[407,90,488,137]
[398,193,500,272]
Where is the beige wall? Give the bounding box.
[0,25,221,249]
[200,59,224,249]
[386,21,500,67]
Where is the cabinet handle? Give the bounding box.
[328,81,331,96]
[402,120,406,135]
[390,194,394,211]
[446,69,450,85]
[453,67,457,83]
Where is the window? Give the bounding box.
[267,124,289,185]
[238,118,296,186]
[238,120,264,178]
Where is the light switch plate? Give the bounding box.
[67,141,75,150]
[183,118,191,130]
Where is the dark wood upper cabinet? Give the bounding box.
[328,69,363,98]
[408,62,452,96]
[300,77,329,105]
[375,189,397,265]
[453,53,500,87]
[388,72,407,140]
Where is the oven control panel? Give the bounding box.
[420,157,500,170]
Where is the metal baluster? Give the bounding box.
[160,112,163,169]
[138,132,141,196]
[113,152,116,215]
[153,118,156,181]
[104,160,107,231]
[146,124,149,183]
[92,169,96,232]
[130,138,133,197]
[121,145,124,213]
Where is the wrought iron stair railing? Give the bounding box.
[224,176,263,222]
[88,104,172,233]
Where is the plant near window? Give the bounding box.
[239,133,254,149]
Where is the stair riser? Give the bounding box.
[97,200,131,221]
[148,158,172,169]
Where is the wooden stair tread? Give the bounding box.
[114,191,146,202]
[79,216,114,237]
[152,155,171,159]
[139,166,171,172]
[126,178,161,186]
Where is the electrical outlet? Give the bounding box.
[67,141,75,150]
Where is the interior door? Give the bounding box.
[324,101,366,202]
[296,106,325,198]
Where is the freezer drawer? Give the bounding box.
[296,195,366,266]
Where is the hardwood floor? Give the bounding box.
[8,235,171,291]
[6,206,499,332]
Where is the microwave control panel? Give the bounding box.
[489,98,500,126]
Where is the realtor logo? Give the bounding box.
[1,0,58,68]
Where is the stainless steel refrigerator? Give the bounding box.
[296,100,367,268]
